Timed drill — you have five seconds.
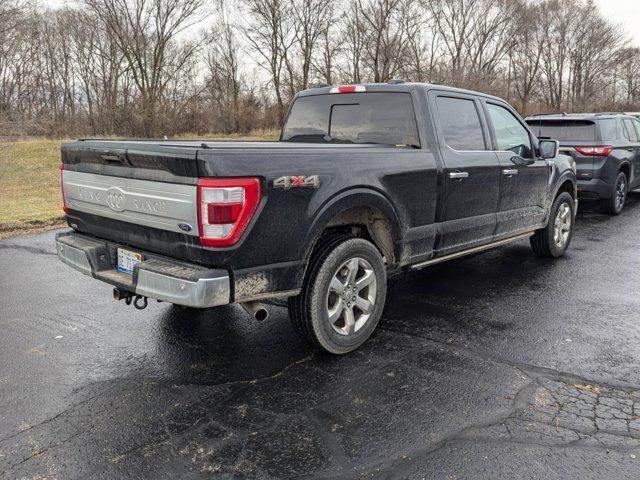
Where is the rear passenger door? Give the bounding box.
[429,92,501,255]
[484,101,549,236]
[623,118,640,188]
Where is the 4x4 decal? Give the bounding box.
[274,175,320,189]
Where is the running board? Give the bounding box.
[410,232,534,270]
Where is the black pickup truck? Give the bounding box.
[56,83,577,354]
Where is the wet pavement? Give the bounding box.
[1,196,640,479]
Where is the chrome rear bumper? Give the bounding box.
[55,231,230,308]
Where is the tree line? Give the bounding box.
[1,0,639,138]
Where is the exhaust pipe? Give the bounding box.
[240,301,269,321]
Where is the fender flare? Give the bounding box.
[551,171,577,200]
[302,187,404,263]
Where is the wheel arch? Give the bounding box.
[554,176,577,201]
[619,162,631,181]
[303,188,404,268]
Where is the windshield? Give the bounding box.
[281,92,420,148]
[526,119,596,142]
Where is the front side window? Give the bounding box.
[486,103,533,158]
[599,119,619,141]
[282,92,420,147]
[435,96,486,151]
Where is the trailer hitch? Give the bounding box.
[133,295,148,310]
[113,288,148,310]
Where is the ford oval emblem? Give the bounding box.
[178,223,192,232]
[105,187,127,212]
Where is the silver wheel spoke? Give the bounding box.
[346,258,359,284]
[328,304,343,324]
[354,296,372,314]
[344,308,355,335]
[330,276,345,293]
[355,269,375,291]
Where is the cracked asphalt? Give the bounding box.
[1,195,640,479]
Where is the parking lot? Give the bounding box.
[1,195,639,479]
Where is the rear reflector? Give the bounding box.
[197,178,261,247]
[330,85,366,94]
[60,163,69,214]
[575,146,613,157]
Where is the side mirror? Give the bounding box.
[539,139,560,159]
[510,155,535,166]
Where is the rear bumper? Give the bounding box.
[577,178,613,200]
[55,231,230,308]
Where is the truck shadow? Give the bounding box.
[153,191,640,384]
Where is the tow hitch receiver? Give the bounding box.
[113,288,148,310]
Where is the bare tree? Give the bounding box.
[83,0,207,136]
[243,0,296,123]
[616,48,640,107]
[1,0,640,138]
[509,1,546,112]
[290,0,334,90]
[205,2,243,132]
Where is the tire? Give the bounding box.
[530,191,575,258]
[602,171,628,215]
[288,236,387,354]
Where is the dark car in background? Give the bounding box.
[526,113,640,214]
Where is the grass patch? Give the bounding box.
[0,131,279,237]
[0,139,66,236]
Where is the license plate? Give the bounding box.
[117,248,142,275]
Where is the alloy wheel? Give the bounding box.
[326,257,377,336]
[615,176,627,212]
[553,202,572,248]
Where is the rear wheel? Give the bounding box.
[288,236,387,354]
[530,191,575,258]
[602,171,628,215]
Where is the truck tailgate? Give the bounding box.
[61,140,204,262]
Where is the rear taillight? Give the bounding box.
[197,178,261,247]
[60,163,69,214]
[575,146,613,157]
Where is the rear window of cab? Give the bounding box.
[282,92,420,148]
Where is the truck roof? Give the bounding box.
[525,112,636,122]
[296,82,510,104]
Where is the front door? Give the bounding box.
[429,93,501,255]
[484,101,549,237]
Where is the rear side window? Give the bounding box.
[634,120,640,140]
[623,119,638,142]
[526,120,596,142]
[598,119,619,141]
[282,92,420,147]
[436,96,486,150]
[486,103,533,158]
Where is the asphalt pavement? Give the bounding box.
[1,196,640,479]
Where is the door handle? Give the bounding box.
[449,171,469,179]
[502,169,519,176]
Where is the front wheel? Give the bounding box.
[530,191,575,258]
[288,236,387,354]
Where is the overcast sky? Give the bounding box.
[594,0,640,46]
[46,0,640,47]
